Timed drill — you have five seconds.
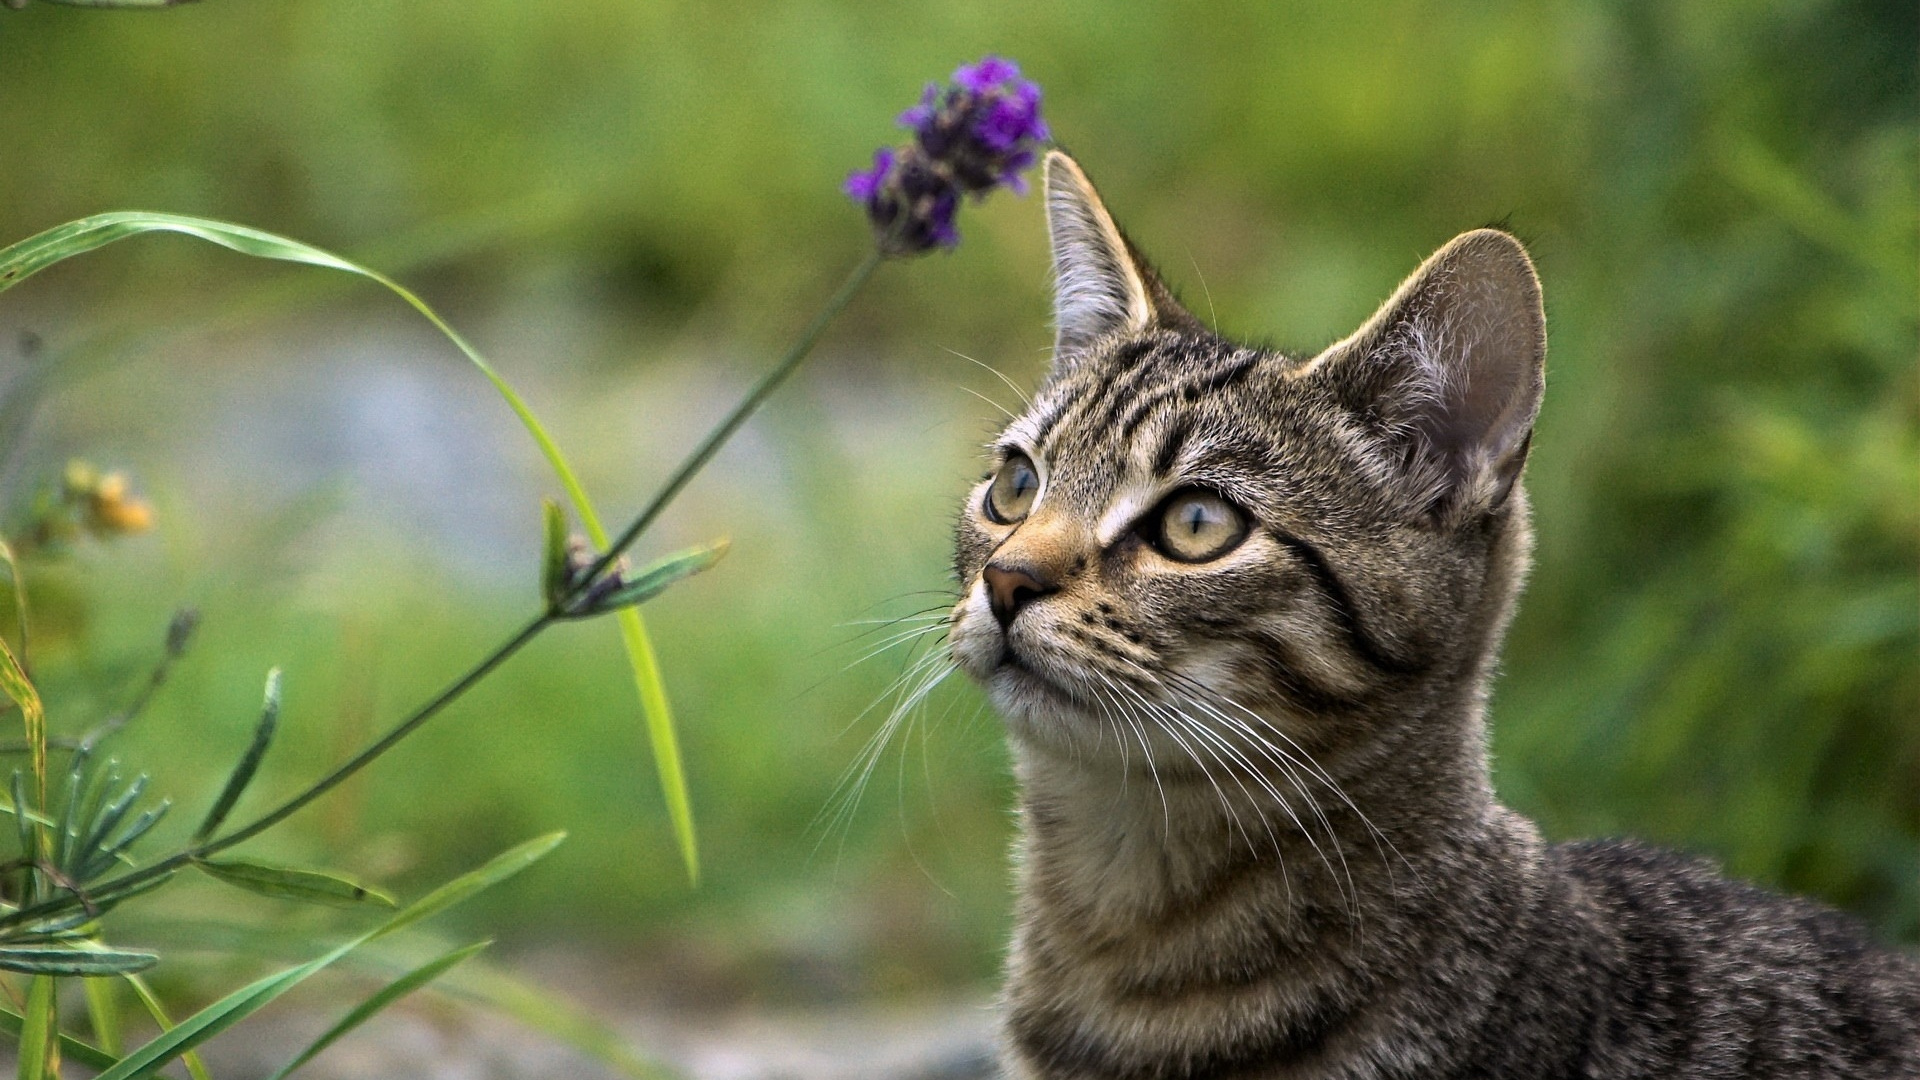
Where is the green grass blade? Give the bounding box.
[17,976,55,1080]
[0,637,45,810]
[0,212,696,880]
[194,668,281,842]
[262,940,489,1080]
[92,833,562,1080]
[193,858,394,909]
[0,1001,117,1071]
[83,976,122,1057]
[119,974,212,1080]
[440,957,678,1079]
[0,541,28,669]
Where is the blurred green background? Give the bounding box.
[0,0,1912,1010]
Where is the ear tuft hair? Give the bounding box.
[1044,152,1196,362]
[1313,229,1547,523]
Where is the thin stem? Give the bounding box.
[581,250,884,586]
[0,612,551,933]
[0,251,887,933]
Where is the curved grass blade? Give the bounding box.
[0,637,45,808]
[194,858,394,909]
[17,975,55,1080]
[83,976,122,1057]
[263,940,489,1080]
[193,668,281,842]
[437,955,677,1079]
[91,833,563,1080]
[0,542,26,670]
[120,973,212,1080]
[0,1002,117,1071]
[0,946,157,977]
[0,212,695,880]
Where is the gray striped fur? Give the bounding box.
[946,151,1919,1079]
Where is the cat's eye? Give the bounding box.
[984,452,1041,524]
[1151,490,1247,563]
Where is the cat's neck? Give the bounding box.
[1006,690,1499,935]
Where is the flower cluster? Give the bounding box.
[845,56,1050,255]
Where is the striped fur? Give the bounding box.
[947,151,1919,1079]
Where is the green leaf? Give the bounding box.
[0,946,157,976]
[0,541,27,674]
[263,940,489,1080]
[542,499,571,609]
[195,668,281,842]
[194,858,394,909]
[0,635,45,810]
[582,541,729,615]
[0,211,696,880]
[120,974,211,1080]
[91,833,563,1080]
[84,976,122,1058]
[0,1002,118,1071]
[17,977,56,1080]
[435,954,675,1079]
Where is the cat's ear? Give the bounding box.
[1044,151,1191,359]
[1315,228,1546,522]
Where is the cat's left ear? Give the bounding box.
[1314,228,1547,523]
[1044,151,1196,362]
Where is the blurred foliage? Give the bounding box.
[0,0,1911,1003]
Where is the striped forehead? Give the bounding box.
[998,336,1276,537]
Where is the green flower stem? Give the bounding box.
[582,249,885,586]
[0,249,887,934]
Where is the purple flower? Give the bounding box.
[954,55,1021,94]
[842,147,895,203]
[846,55,1050,256]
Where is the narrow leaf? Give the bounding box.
[541,499,570,608]
[91,833,562,1080]
[0,210,695,877]
[0,636,45,808]
[17,976,55,1080]
[120,974,211,1080]
[84,976,122,1058]
[0,946,157,976]
[194,668,280,842]
[438,955,675,1079]
[194,858,394,909]
[584,541,729,615]
[0,541,27,673]
[263,940,489,1080]
[0,1002,118,1071]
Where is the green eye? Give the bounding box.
[1153,490,1247,562]
[985,453,1040,524]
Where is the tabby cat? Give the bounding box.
[946,150,1919,1079]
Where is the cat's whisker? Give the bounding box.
[943,347,1034,407]
[1088,676,1170,836]
[1106,675,1310,904]
[810,641,957,859]
[1095,670,1260,859]
[957,383,1017,420]
[1162,687,1358,919]
[1174,674,1421,898]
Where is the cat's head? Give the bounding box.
[949,151,1546,779]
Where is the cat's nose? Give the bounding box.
[983,562,1057,628]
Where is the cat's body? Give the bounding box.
[946,152,1920,1079]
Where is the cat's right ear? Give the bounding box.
[1045,151,1156,358]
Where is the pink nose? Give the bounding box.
[983,563,1055,627]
